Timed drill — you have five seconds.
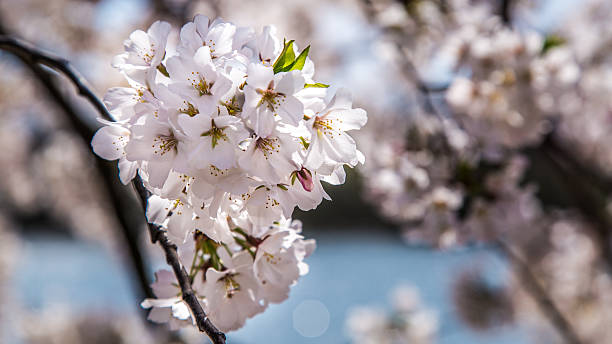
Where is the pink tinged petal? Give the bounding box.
[210,74,233,98]
[167,212,193,244]
[329,108,368,132]
[147,307,172,323]
[321,165,346,185]
[177,113,211,138]
[304,133,326,170]
[125,30,151,65]
[190,178,215,200]
[196,215,223,243]
[276,95,304,126]
[233,250,255,267]
[207,23,236,56]
[293,181,325,211]
[146,159,174,188]
[253,108,276,137]
[148,20,171,44]
[165,56,185,81]
[276,70,304,95]
[242,86,261,117]
[146,195,170,225]
[213,115,241,128]
[257,25,280,64]
[355,149,366,165]
[151,269,178,298]
[320,130,357,164]
[216,245,234,268]
[179,22,201,54]
[328,88,353,110]
[194,46,213,67]
[172,302,192,320]
[148,21,171,66]
[274,188,297,218]
[103,87,138,119]
[194,15,211,37]
[247,63,274,89]
[208,141,237,170]
[238,141,275,183]
[91,125,129,161]
[234,26,255,50]
[118,158,138,184]
[141,298,178,309]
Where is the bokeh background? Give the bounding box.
[1,0,608,343]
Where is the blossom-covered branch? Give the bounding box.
[357,0,612,342]
[91,14,366,336]
[132,177,226,343]
[498,240,582,344]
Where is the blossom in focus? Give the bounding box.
[92,15,367,332]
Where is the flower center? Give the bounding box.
[201,119,228,148]
[179,101,199,117]
[222,274,241,298]
[153,133,178,156]
[256,80,285,112]
[188,72,214,96]
[255,137,280,158]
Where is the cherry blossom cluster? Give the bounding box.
[360,0,612,341]
[91,15,366,332]
[359,0,583,247]
[345,285,438,344]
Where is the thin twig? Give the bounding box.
[500,0,512,24]
[0,33,154,304]
[497,240,582,344]
[0,34,226,343]
[358,3,587,343]
[538,135,612,274]
[133,178,227,344]
[0,36,113,122]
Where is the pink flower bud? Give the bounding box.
[296,167,314,192]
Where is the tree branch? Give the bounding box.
[132,178,226,344]
[0,32,155,304]
[0,36,113,122]
[500,0,512,24]
[497,240,582,344]
[0,33,227,344]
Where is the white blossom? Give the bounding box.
[91,15,366,333]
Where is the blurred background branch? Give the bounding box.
[0,21,154,318]
[0,28,227,344]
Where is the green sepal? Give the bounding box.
[273,39,296,73]
[541,34,565,54]
[286,45,310,72]
[273,39,311,74]
[299,136,310,150]
[157,63,170,77]
[304,82,330,88]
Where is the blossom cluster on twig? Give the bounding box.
[92,15,367,332]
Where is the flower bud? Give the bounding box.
[296,167,314,192]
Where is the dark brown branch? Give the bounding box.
[132,177,227,344]
[0,33,154,304]
[0,36,113,122]
[0,33,227,344]
[497,240,582,344]
[538,135,612,274]
[500,0,512,24]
